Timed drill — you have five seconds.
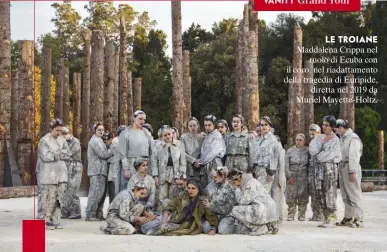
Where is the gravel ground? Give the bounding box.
[0,190,386,252]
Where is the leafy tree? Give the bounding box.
[182,23,214,52]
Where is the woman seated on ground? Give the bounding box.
[128,158,156,212]
[140,178,219,236]
[202,166,236,234]
[100,182,156,235]
[227,170,279,236]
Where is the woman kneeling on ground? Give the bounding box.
[228,170,279,236]
[140,178,219,236]
[100,182,155,235]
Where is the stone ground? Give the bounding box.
[0,190,386,252]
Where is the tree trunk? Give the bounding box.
[235,20,243,115]
[17,40,34,186]
[39,46,52,138]
[119,14,128,126]
[242,4,249,122]
[183,50,191,133]
[0,1,11,187]
[104,41,115,133]
[90,30,105,131]
[54,59,64,119]
[72,72,81,139]
[62,67,70,125]
[339,81,348,121]
[246,2,259,130]
[133,77,142,111]
[127,71,133,125]
[287,25,302,148]
[11,70,18,158]
[171,1,184,135]
[304,60,314,143]
[113,52,119,133]
[0,186,35,199]
[80,29,92,195]
[346,73,355,130]
[379,130,384,170]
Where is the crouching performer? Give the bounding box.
[100,182,155,235]
[140,178,219,236]
[202,166,236,234]
[228,170,279,236]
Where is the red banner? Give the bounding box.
[22,220,45,252]
[253,0,361,11]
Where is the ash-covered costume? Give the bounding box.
[37,133,70,228]
[199,130,226,187]
[141,181,219,236]
[308,135,323,221]
[203,180,236,234]
[117,125,153,190]
[337,128,363,227]
[100,188,147,235]
[231,173,279,235]
[62,134,83,219]
[252,131,279,192]
[309,133,342,227]
[285,145,309,221]
[85,135,114,220]
[224,132,254,173]
[271,137,286,222]
[107,136,120,202]
[151,139,186,209]
[128,160,156,211]
[180,132,204,179]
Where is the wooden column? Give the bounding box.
[11,70,18,157]
[379,131,384,171]
[133,77,142,111]
[119,12,128,125]
[183,50,191,132]
[90,30,105,131]
[304,60,314,142]
[17,40,34,186]
[235,20,243,115]
[104,41,115,133]
[62,67,70,125]
[113,52,119,133]
[241,4,249,122]
[171,1,184,135]
[40,46,52,138]
[72,73,81,139]
[54,59,64,119]
[127,71,133,125]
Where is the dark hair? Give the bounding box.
[204,115,217,124]
[227,169,242,181]
[335,119,348,129]
[49,118,64,129]
[116,125,127,136]
[260,116,273,127]
[92,123,103,132]
[143,123,154,134]
[322,115,336,127]
[102,131,112,141]
[187,117,200,127]
[134,110,145,117]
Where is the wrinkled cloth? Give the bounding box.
[285,145,309,219]
[180,133,204,178]
[102,190,146,235]
[62,136,83,218]
[86,175,107,219]
[271,138,286,222]
[308,136,323,219]
[87,135,113,176]
[41,183,67,226]
[128,173,156,210]
[231,173,279,233]
[224,132,254,173]
[338,129,364,221]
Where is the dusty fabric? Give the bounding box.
[252,132,279,174]
[36,133,70,185]
[41,183,67,226]
[103,190,146,235]
[231,173,278,233]
[62,136,82,218]
[308,137,323,220]
[152,191,219,236]
[180,132,204,178]
[87,135,113,176]
[224,132,254,173]
[285,145,310,219]
[271,138,286,222]
[151,140,187,183]
[118,127,153,177]
[86,175,107,219]
[127,173,156,210]
[309,133,341,225]
[338,129,364,221]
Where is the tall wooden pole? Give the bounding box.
[346,73,355,130]
[119,11,128,125]
[183,50,191,132]
[113,52,119,132]
[241,4,249,122]
[133,77,142,111]
[304,60,314,143]
[104,41,115,133]
[54,59,64,120]
[171,1,184,135]
[72,73,81,139]
[40,46,52,138]
[235,20,243,115]
[379,130,385,171]
[62,67,70,125]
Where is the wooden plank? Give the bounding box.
[0,186,35,199]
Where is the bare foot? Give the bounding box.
[208,229,216,235]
